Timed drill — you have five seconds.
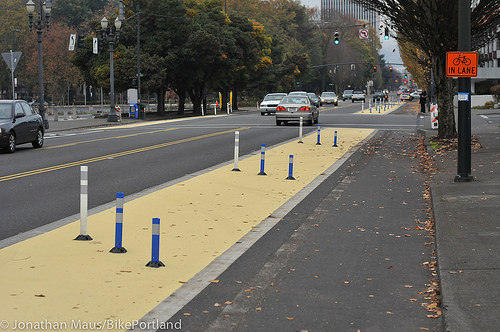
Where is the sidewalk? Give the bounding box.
[429,110,500,331]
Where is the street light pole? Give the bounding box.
[26,0,51,130]
[101,1,124,122]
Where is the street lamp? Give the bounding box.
[101,1,124,122]
[26,0,51,129]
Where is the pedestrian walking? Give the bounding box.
[420,90,427,113]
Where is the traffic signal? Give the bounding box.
[389,66,393,72]
[404,74,408,79]
[384,27,389,40]
[77,32,84,51]
[334,30,339,45]
[373,66,377,72]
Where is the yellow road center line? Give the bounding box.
[43,128,179,149]
[0,127,250,183]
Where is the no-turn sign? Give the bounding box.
[359,28,369,39]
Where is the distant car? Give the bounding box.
[320,92,338,106]
[275,95,319,126]
[373,91,388,102]
[288,91,308,96]
[410,91,421,99]
[307,93,321,107]
[400,91,412,101]
[342,89,353,101]
[0,100,44,153]
[351,90,366,103]
[259,93,287,115]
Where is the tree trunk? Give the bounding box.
[433,54,457,139]
[232,87,239,110]
[188,84,204,115]
[156,87,166,116]
[221,86,229,114]
[177,88,186,115]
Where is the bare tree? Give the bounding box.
[350,0,500,139]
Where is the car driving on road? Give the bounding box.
[320,92,338,106]
[342,89,353,101]
[307,93,322,107]
[373,91,388,102]
[259,93,287,115]
[275,95,319,126]
[0,100,44,153]
[351,90,366,103]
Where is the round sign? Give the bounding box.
[359,28,369,39]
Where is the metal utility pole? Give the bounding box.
[137,5,141,110]
[455,0,473,181]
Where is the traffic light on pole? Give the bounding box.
[384,27,389,40]
[334,30,339,45]
[77,32,84,51]
[373,66,377,72]
[389,66,393,72]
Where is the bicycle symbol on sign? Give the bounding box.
[453,54,471,66]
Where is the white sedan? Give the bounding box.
[410,91,421,99]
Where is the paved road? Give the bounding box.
[0,102,418,240]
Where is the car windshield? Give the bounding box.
[307,94,318,99]
[344,90,353,94]
[0,104,12,119]
[322,92,336,97]
[282,97,309,104]
[353,91,363,94]
[264,94,285,101]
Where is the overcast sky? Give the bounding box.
[299,0,403,67]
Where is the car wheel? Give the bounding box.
[6,132,16,153]
[276,119,282,126]
[352,99,354,103]
[334,102,338,106]
[261,112,266,116]
[32,128,44,148]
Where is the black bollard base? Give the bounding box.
[285,176,296,180]
[316,143,322,145]
[74,234,93,241]
[258,172,267,176]
[146,260,165,268]
[333,144,338,147]
[232,168,241,172]
[110,247,127,253]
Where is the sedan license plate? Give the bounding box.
[288,107,297,112]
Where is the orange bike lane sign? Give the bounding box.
[446,52,478,77]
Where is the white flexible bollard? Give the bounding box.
[75,166,92,241]
[232,131,241,171]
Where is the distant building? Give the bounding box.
[321,0,377,30]
[473,25,500,94]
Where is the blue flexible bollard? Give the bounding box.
[258,144,267,175]
[316,125,321,145]
[146,218,165,268]
[110,192,127,253]
[333,130,338,147]
[286,155,295,180]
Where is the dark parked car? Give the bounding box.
[0,100,44,153]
